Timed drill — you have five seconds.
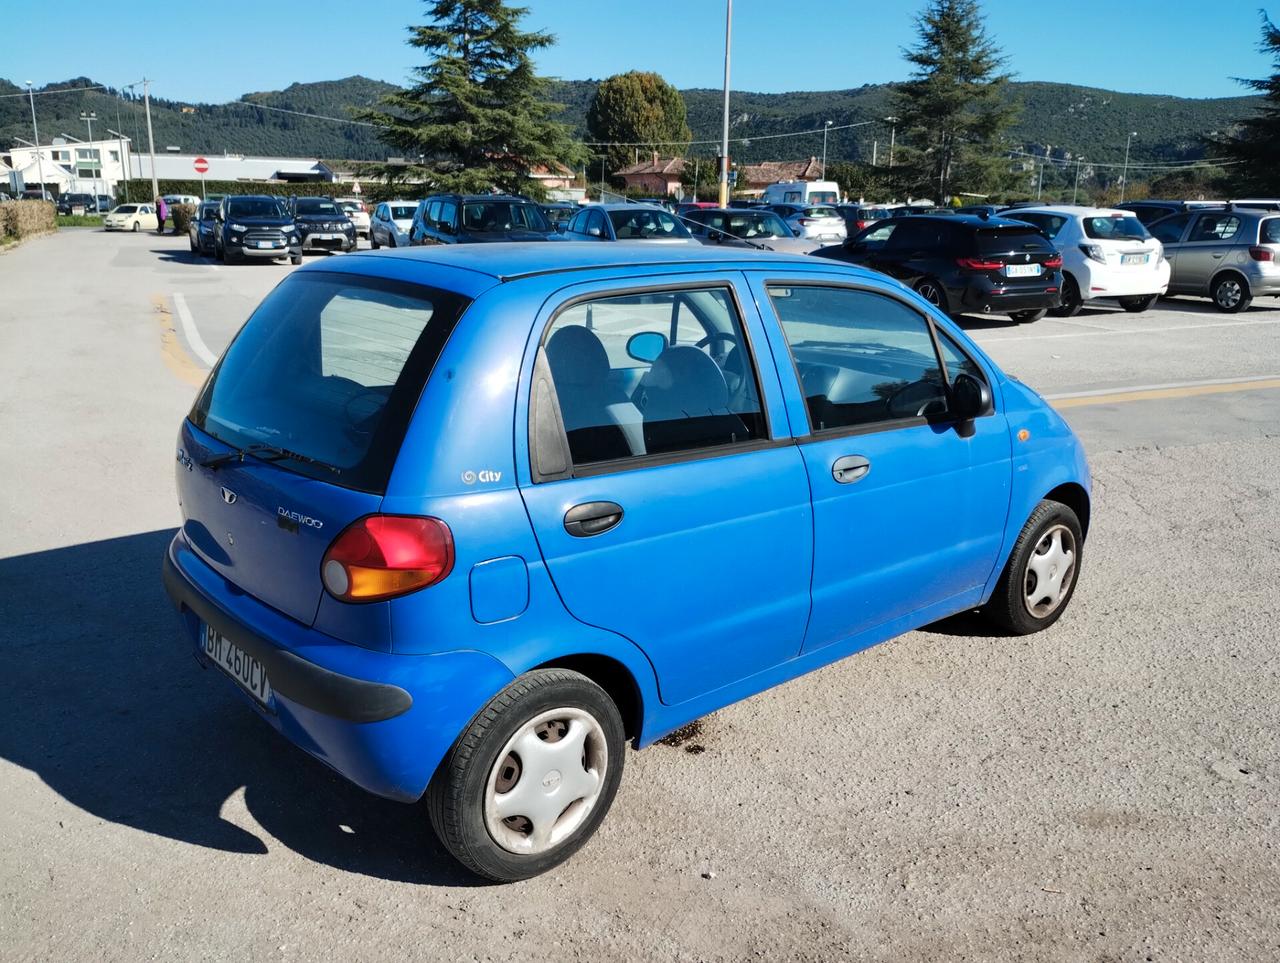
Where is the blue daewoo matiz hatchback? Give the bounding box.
[164,244,1090,881]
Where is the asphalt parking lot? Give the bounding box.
[2,228,1278,962]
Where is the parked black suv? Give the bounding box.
[56,192,97,215]
[290,196,357,253]
[1116,200,1223,226]
[815,214,1063,322]
[408,194,557,245]
[215,195,302,265]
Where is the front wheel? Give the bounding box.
[1010,309,1047,323]
[290,254,302,265]
[1118,294,1159,313]
[130,221,139,233]
[427,669,625,883]
[1212,274,1252,313]
[983,499,1083,635]
[1050,275,1083,317]
[370,232,380,249]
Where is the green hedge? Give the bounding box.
[170,204,197,235]
[0,200,57,240]
[117,179,408,204]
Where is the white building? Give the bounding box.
[4,136,336,197]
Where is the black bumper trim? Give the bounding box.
[162,552,413,724]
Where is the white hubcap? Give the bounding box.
[1024,524,1077,619]
[484,707,607,855]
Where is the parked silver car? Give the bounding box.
[563,204,698,245]
[681,207,822,254]
[1149,205,1280,312]
[369,200,418,249]
[766,203,847,243]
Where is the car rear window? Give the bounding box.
[1082,215,1149,241]
[974,227,1055,254]
[804,207,839,218]
[190,272,471,493]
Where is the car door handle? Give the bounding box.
[1211,252,1225,259]
[831,455,871,484]
[563,501,624,537]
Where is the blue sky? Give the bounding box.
[2,0,1273,105]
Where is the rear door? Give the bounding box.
[746,274,1012,650]
[180,271,470,626]
[1178,212,1243,291]
[516,276,813,706]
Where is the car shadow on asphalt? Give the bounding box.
[918,608,1011,638]
[0,529,485,887]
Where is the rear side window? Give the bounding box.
[537,287,765,469]
[1262,218,1280,244]
[767,285,950,432]
[1188,214,1241,242]
[191,273,470,493]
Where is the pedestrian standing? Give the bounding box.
[155,196,168,234]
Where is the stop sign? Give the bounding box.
[193,156,209,174]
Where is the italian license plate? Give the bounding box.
[1005,263,1042,278]
[1122,253,1149,265]
[202,623,272,706]
[255,241,278,249]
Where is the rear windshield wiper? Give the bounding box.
[201,442,341,474]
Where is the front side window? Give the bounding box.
[461,201,548,232]
[1188,214,1241,243]
[767,285,952,432]
[539,287,765,468]
[1149,213,1192,245]
[607,208,690,239]
[857,221,897,246]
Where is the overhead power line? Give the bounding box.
[229,100,379,127]
[0,80,143,99]
[580,120,880,148]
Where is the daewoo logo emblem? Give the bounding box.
[220,487,237,505]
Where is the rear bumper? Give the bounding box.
[1076,259,1171,299]
[162,535,515,801]
[957,279,1061,313]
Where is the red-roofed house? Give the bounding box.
[615,154,687,196]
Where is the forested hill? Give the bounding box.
[0,75,1259,168]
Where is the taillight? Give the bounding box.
[956,257,1004,270]
[1249,246,1274,262]
[797,218,812,225]
[1043,254,1063,269]
[321,515,454,602]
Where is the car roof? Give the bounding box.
[327,240,829,284]
[898,213,1032,228]
[1005,205,1131,217]
[595,203,672,212]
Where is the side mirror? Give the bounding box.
[626,331,668,364]
[708,229,726,242]
[950,372,991,421]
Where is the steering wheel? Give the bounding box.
[886,379,947,419]
[695,331,738,366]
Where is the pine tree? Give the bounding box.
[586,72,691,175]
[359,0,584,195]
[1219,12,1280,196]
[892,0,1018,202]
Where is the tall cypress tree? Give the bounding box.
[360,0,584,195]
[892,0,1018,201]
[1219,11,1280,197]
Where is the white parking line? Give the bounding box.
[172,293,219,367]
[976,316,1280,343]
[1044,373,1280,400]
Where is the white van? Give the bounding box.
[760,180,841,206]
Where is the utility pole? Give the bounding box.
[1036,144,1050,200]
[25,81,47,199]
[143,78,159,201]
[718,0,732,207]
[885,116,899,169]
[821,120,832,179]
[692,156,699,202]
[1120,131,1137,203]
[1073,156,1084,205]
[872,140,878,167]
[109,129,130,203]
[80,111,98,202]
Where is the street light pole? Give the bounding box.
[885,116,899,169]
[821,120,832,179]
[718,0,733,207]
[143,78,159,202]
[1120,131,1137,203]
[108,129,130,203]
[26,81,47,199]
[1073,156,1084,205]
[80,111,98,202]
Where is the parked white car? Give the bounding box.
[1003,205,1170,315]
[369,201,417,248]
[161,194,201,209]
[336,197,371,238]
[104,203,159,232]
[767,203,847,243]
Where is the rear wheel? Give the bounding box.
[913,278,949,314]
[983,499,1083,635]
[1212,273,1252,313]
[1118,293,1159,313]
[130,221,139,233]
[427,669,625,882]
[1010,309,1047,323]
[1050,275,1083,317]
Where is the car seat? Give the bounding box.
[544,326,644,462]
[636,346,749,454]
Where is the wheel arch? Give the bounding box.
[1045,481,1091,538]
[532,653,644,744]
[1209,267,1251,296]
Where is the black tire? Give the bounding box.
[224,247,240,264]
[370,232,380,249]
[290,254,302,265]
[427,668,626,883]
[1118,294,1159,313]
[130,221,139,233]
[189,236,196,252]
[1050,274,1083,317]
[913,278,950,314]
[1211,273,1252,313]
[983,499,1084,635]
[1010,309,1047,323]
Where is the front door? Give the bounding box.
[747,275,1012,651]
[517,279,812,706]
